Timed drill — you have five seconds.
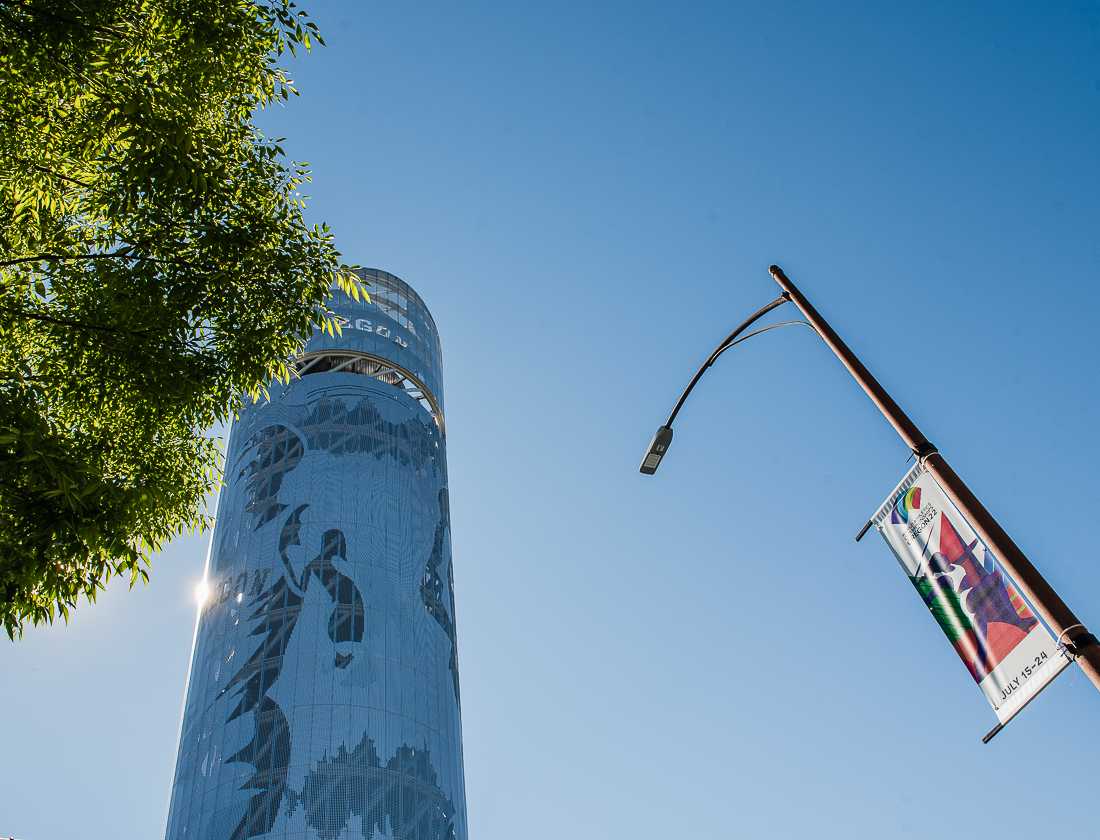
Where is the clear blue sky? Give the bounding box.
[5,2,1100,837]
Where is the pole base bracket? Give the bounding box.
[1064,632,1099,658]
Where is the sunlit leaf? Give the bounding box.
[0,0,347,639]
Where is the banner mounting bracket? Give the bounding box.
[1063,632,1099,658]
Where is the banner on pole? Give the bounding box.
[871,463,1071,730]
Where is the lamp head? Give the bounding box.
[639,425,673,475]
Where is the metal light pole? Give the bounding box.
[765,265,1100,694]
[641,264,1100,696]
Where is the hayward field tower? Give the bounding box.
[165,269,468,840]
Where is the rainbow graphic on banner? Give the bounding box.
[890,486,922,524]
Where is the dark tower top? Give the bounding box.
[303,268,445,422]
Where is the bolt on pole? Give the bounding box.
[768,264,1100,695]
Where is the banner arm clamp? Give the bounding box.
[1060,629,1099,658]
[854,519,873,543]
[913,441,938,462]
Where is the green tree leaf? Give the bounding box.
[0,0,357,638]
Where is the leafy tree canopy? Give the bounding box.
[0,0,364,638]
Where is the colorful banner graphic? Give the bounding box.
[871,463,1071,726]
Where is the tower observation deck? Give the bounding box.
[165,268,468,840]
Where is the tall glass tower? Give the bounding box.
[165,269,467,840]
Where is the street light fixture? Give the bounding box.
[639,425,673,475]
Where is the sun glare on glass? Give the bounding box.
[194,579,211,606]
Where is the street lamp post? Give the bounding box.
[642,264,1100,696]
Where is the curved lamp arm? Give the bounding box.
[707,319,815,368]
[640,293,796,474]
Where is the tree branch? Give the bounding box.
[16,158,94,188]
[0,0,130,38]
[0,250,180,268]
[0,303,151,336]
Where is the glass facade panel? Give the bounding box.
[165,270,467,840]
